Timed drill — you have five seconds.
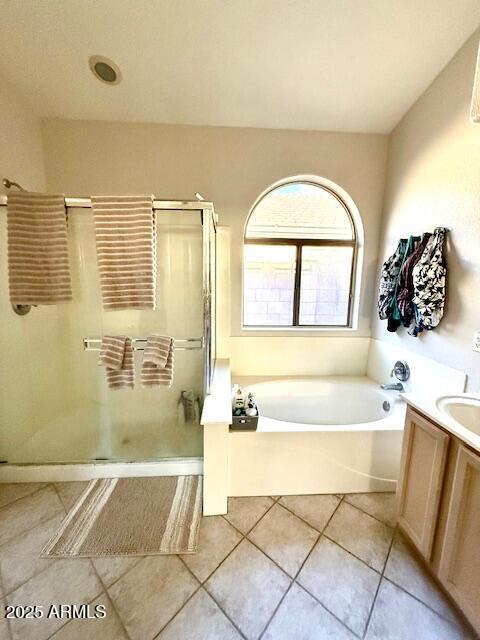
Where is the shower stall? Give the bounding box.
[0,194,216,469]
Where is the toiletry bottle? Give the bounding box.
[233,388,245,416]
[246,392,258,417]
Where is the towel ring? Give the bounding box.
[12,303,32,316]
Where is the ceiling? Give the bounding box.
[0,0,479,134]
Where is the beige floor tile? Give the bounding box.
[92,555,142,587]
[158,587,242,640]
[279,494,340,531]
[344,492,397,527]
[181,516,242,582]
[248,503,318,577]
[0,486,64,547]
[205,539,290,640]
[224,496,274,534]
[385,532,461,623]
[6,559,103,640]
[108,555,198,640]
[54,482,90,511]
[0,597,11,640]
[0,483,48,509]
[297,536,380,636]
[91,556,144,587]
[264,583,357,640]
[325,501,393,571]
[50,592,128,639]
[365,579,470,640]
[0,512,64,594]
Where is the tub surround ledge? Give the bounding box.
[201,359,232,515]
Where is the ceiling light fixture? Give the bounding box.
[89,55,122,85]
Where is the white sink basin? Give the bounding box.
[436,395,480,436]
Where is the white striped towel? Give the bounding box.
[7,191,72,305]
[141,335,174,387]
[92,195,156,311]
[98,336,134,390]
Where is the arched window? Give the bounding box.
[243,179,360,327]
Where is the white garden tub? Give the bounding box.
[229,376,406,496]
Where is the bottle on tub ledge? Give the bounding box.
[232,386,246,416]
[231,387,259,430]
[245,392,258,417]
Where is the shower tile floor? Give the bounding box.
[0,482,474,640]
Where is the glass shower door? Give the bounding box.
[0,208,209,464]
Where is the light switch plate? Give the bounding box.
[473,331,480,353]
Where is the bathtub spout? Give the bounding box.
[381,382,404,391]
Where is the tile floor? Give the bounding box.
[0,482,474,640]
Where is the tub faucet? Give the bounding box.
[381,382,404,391]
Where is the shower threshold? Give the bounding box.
[0,457,203,483]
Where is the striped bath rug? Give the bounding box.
[42,476,202,557]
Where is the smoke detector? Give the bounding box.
[89,55,122,85]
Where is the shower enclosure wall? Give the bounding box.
[0,196,216,466]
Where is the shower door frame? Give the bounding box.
[143,198,216,396]
[0,195,216,474]
[199,202,216,395]
[141,198,217,396]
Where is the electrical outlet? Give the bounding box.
[473,331,480,353]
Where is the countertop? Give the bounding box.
[403,392,480,454]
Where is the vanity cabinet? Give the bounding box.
[397,406,480,633]
[397,408,449,558]
[438,445,480,630]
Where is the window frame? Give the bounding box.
[243,181,358,329]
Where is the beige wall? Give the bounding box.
[0,74,45,193]
[42,119,388,339]
[372,30,480,391]
[0,74,49,461]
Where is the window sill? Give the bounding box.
[240,325,360,334]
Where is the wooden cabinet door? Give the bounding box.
[397,408,450,558]
[438,445,480,630]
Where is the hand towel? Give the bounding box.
[181,390,200,422]
[141,335,174,387]
[98,336,134,390]
[411,227,448,335]
[7,191,72,305]
[397,233,431,327]
[92,195,156,311]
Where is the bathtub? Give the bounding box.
[228,376,406,496]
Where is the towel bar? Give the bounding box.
[83,337,204,351]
